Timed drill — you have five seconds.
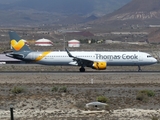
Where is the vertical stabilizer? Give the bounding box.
[9,31,31,52]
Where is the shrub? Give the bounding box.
[136,92,149,102]
[11,86,25,94]
[51,86,58,92]
[136,90,155,102]
[59,86,67,93]
[51,86,67,93]
[96,96,109,103]
[140,90,155,97]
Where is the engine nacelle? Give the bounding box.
[92,61,107,70]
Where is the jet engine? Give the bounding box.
[92,61,107,70]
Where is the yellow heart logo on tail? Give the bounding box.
[11,39,25,51]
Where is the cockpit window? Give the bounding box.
[147,55,152,58]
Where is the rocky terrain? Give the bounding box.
[92,0,160,24]
[0,64,160,120]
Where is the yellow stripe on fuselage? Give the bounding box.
[35,51,51,61]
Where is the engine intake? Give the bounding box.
[92,61,107,70]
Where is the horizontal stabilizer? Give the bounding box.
[6,53,24,59]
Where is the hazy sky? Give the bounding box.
[0,0,131,15]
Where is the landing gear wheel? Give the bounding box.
[138,66,142,72]
[79,67,85,72]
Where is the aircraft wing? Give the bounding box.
[65,48,101,67]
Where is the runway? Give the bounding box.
[0,63,160,75]
[0,70,159,74]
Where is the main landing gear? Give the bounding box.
[138,66,142,72]
[79,67,85,72]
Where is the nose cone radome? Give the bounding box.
[153,58,158,64]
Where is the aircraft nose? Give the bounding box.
[153,58,158,63]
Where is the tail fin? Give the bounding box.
[9,31,31,52]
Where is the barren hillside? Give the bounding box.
[90,0,160,27]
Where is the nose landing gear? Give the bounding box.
[138,66,142,72]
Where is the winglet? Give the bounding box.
[65,48,73,57]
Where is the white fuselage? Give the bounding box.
[24,51,157,66]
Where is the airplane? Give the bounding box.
[5,31,157,72]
